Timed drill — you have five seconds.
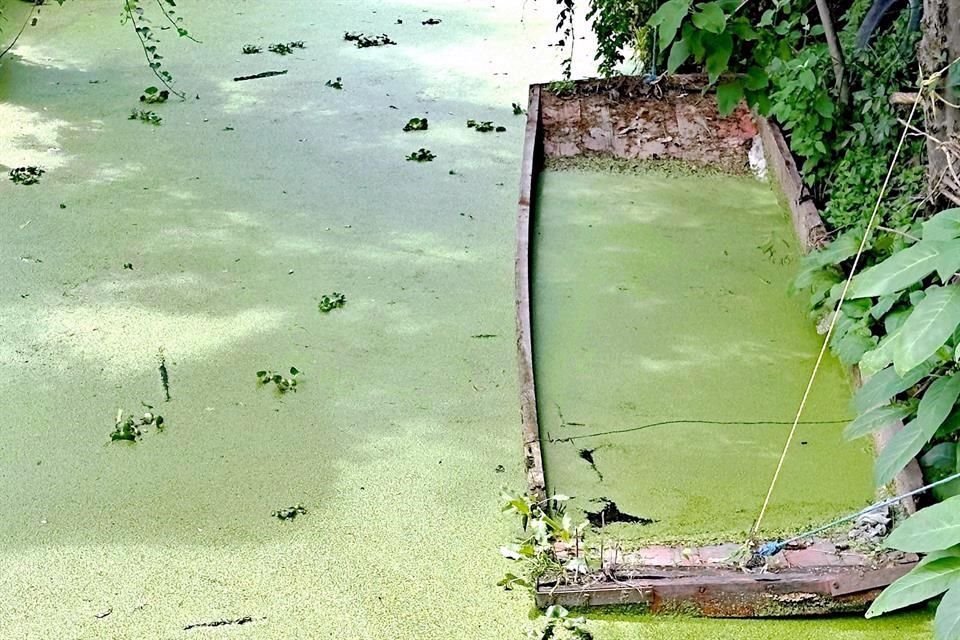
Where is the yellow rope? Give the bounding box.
[750,88,925,540]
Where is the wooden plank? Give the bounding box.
[757,115,924,514]
[754,115,826,252]
[516,85,546,502]
[535,563,911,615]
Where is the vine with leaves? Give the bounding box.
[0,1,196,100]
[120,0,198,101]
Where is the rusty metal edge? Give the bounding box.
[517,84,546,502]
[754,115,924,514]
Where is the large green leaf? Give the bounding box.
[809,229,864,269]
[936,583,960,640]
[703,32,732,82]
[830,313,877,365]
[870,293,901,320]
[691,1,726,32]
[716,80,742,115]
[649,0,692,52]
[919,442,960,501]
[853,361,934,413]
[875,373,960,486]
[886,495,960,553]
[667,38,691,73]
[894,285,960,375]
[866,556,960,617]
[849,241,960,298]
[843,403,916,441]
[917,372,960,435]
[859,325,904,376]
[923,208,960,242]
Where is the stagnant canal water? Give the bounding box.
[532,167,873,544]
[0,1,932,637]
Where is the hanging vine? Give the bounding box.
[120,0,197,101]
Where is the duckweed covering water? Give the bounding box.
[532,168,874,544]
[0,0,931,637]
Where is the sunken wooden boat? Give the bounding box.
[514,76,923,616]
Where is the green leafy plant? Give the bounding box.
[8,166,44,185]
[318,292,346,313]
[111,409,164,442]
[499,492,593,637]
[241,44,262,54]
[546,80,576,96]
[268,41,305,55]
[272,504,307,521]
[467,119,506,133]
[536,605,594,640]
[129,109,162,125]
[406,148,435,162]
[343,32,396,48]
[403,117,428,131]
[585,0,657,76]
[121,0,197,101]
[866,497,960,638]
[139,85,169,103]
[512,102,526,115]
[256,367,300,394]
[554,0,576,78]
[499,491,588,588]
[836,208,960,486]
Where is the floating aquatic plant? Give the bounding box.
[344,32,396,48]
[272,504,306,521]
[9,166,45,185]
[406,148,436,162]
[325,77,344,90]
[111,409,165,442]
[467,119,505,133]
[129,109,162,125]
[268,41,305,55]
[318,292,346,313]
[241,44,262,54]
[256,367,300,394]
[403,117,428,132]
[139,86,169,104]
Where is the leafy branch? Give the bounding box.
[153,0,199,43]
[121,0,193,100]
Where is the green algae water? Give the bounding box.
[532,167,874,544]
[0,0,932,637]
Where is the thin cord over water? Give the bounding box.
[750,89,925,540]
[548,418,848,443]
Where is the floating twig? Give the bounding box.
[233,70,288,82]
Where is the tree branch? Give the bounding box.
[814,0,850,105]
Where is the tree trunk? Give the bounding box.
[918,0,960,202]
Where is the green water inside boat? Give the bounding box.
[532,167,875,544]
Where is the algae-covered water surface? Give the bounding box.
[0,0,932,638]
[532,167,875,543]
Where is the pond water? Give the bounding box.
[0,1,931,637]
[532,167,873,543]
